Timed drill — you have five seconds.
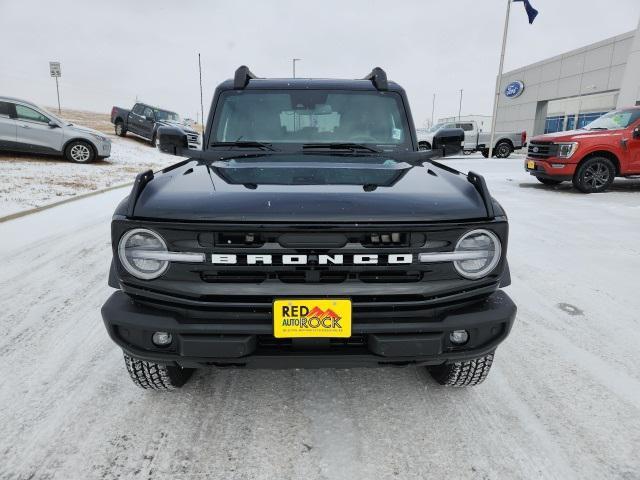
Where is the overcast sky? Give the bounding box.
[1,0,639,127]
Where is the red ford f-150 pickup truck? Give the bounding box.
[525,107,640,193]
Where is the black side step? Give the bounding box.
[126,170,154,217]
[467,171,495,219]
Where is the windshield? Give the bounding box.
[154,109,180,122]
[39,106,69,125]
[584,109,640,130]
[211,90,411,150]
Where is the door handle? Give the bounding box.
[19,124,31,129]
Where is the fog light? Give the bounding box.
[449,330,469,345]
[152,331,172,347]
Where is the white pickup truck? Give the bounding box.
[418,120,526,158]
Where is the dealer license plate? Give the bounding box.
[527,160,535,169]
[273,299,351,338]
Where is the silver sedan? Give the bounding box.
[0,96,111,163]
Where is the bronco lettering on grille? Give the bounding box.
[211,253,413,265]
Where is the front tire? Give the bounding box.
[124,354,195,390]
[426,352,494,387]
[481,149,489,158]
[572,157,615,193]
[64,140,95,163]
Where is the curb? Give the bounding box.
[0,182,133,223]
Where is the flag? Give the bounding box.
[513,0,539,24]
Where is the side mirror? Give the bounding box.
[633,127,640,139]
[48,121,59,128]
[145,115,155,122]
[158,126,188,156]
[432,128,464,157]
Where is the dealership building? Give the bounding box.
[495,18,640,137]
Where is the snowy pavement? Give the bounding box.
[0,136,175,217]
[1,155,639,479]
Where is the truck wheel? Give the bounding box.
[536,177,563,186]
[64,140,95,163]
[115,121,126,137]
[124,353,195,390]
[426,352,494,387]
[572,157,615,193]
[481,149,489,158]
[495,141,512,158]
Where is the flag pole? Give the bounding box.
[488,0,512,159]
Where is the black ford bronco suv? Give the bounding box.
[101,67,516,390]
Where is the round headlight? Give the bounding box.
[118,228,169,280]
[453,229,502,280]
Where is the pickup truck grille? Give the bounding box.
[527,141,558,159]
[186,133,200,145]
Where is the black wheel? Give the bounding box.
[481,149,489,158]
[115,121,126,137]
[64,140,95,163]
[536,177,563,186]
[494,141,513,158]
[124,353,195,390]
[418,141,431,151]
[426,352,494,387]
[572,157,615,193]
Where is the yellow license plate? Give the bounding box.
[273,299,351,338]
[527,160,535,169]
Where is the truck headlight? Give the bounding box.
[556,142,578,159]
[453,229,502,280]
[118,228,169,280]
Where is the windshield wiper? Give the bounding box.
[210,141,275,151]
[302,143,382,154]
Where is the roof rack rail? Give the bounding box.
[467,171,495,219]
[364,67,388,91]
[234,65,258,89]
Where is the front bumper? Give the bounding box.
[101,290,517,368]
[525,157,576,180]
[98,140,112,158]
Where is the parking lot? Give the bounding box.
[1,153,638,480]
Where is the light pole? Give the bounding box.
[458,89,463,121]
[292,58,301,78]
[431,93,436,126]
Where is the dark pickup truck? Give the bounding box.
[110,102,200,149]
[101,67,516,391]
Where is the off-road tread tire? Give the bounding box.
[427,352,494,387]
[124,354,193,390]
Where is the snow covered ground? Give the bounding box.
[0,136,174,217]
[0,154,639,479]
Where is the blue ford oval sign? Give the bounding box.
[505,80,525,98]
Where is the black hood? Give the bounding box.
[130,154,488,222]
